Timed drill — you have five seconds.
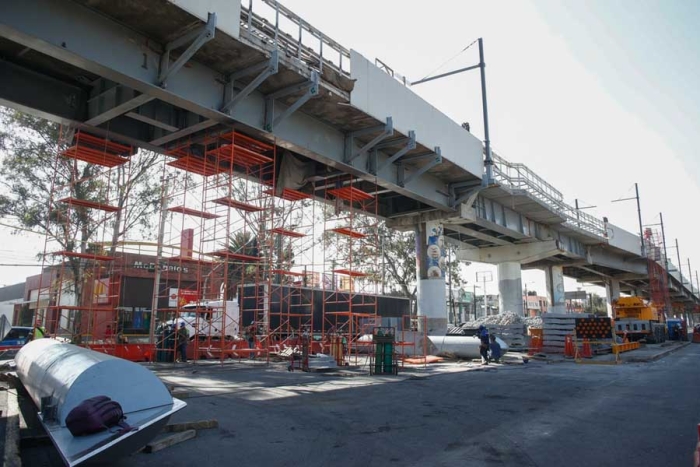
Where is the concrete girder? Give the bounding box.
[584,248,648,275]
[455,239,576,265]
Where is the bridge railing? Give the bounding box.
[240,0,351,77]
[491,153,606,239]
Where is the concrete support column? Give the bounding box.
[498,262,523,315]
[545,265,566,314]
[415,221,447,336]
[605,278,621,318]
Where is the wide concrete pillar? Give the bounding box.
[498,262,523,315]
[415,221,447,336]
[545,265,566,314]
[605,279,621,318]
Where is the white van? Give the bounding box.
[160,300,240,339]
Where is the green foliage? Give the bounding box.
[0,108,166,336]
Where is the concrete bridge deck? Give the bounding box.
[0,0,697,322]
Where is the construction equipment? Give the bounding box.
[612,297,667,343]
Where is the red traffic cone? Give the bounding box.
[581,338,592,358]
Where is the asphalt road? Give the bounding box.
[18,345,700,466]
[105,345,698,467]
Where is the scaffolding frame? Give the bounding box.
[321,176,380,363]
[267,184,317,356]
[39,129,136,356]
[157,129,276,364]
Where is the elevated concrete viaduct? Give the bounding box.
[1,0,698,334]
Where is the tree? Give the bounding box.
[0,107,165,338]
[323,211,467,300]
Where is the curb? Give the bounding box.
[625,342,691,363]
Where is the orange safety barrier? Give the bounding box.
[528,334,543,356]
[581,338,592,358]
[564,335,574,358]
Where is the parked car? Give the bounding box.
[0,326,33,350]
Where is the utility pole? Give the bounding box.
[676,239,683,283]
[659,213,671,313]
[478,38,494,185]
[635,183,644,257]
[411,38,493,186]
[611,183,644,256]
[688,258,694,295]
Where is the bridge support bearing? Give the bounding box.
[415,221,448,336]
[605,278,621,318]
[545,265,566,313]
[498,262,523,315]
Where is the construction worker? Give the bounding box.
[177,322,189,363]
[31,318,47,340]
[244,322,256,360]
[478,325,489,364]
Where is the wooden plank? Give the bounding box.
[144,430,197,454]
[170,390,191,399]
[164,420,219,433]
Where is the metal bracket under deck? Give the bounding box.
[222,50,279,114]
[264,70,319,132]
[375,130,416,173]
[398,147,442,187]
[450,179,484,208]
[159,13,217,88]
[344,117,394,165]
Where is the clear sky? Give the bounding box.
[1,1,699,303]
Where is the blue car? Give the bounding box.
[0,326,33,349]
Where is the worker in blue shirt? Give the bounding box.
[478,325,490,364]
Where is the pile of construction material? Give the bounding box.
[463,311,543,329]
[461,312,527,350]
[541,313,581,353]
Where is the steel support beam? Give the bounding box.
[376,130,416,173]
[264,70,319,131]
[344,117,394,164]
[399,148,442,187]
[86,86,154,126]
[447,224,511,246]
[150,119,218,146]
[159,12,217,87]
[222,50,278,114]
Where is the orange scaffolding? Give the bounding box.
[156,129,276,363]
[267,184,317,359]
[39,129,135,355]
[321,176,380,363]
